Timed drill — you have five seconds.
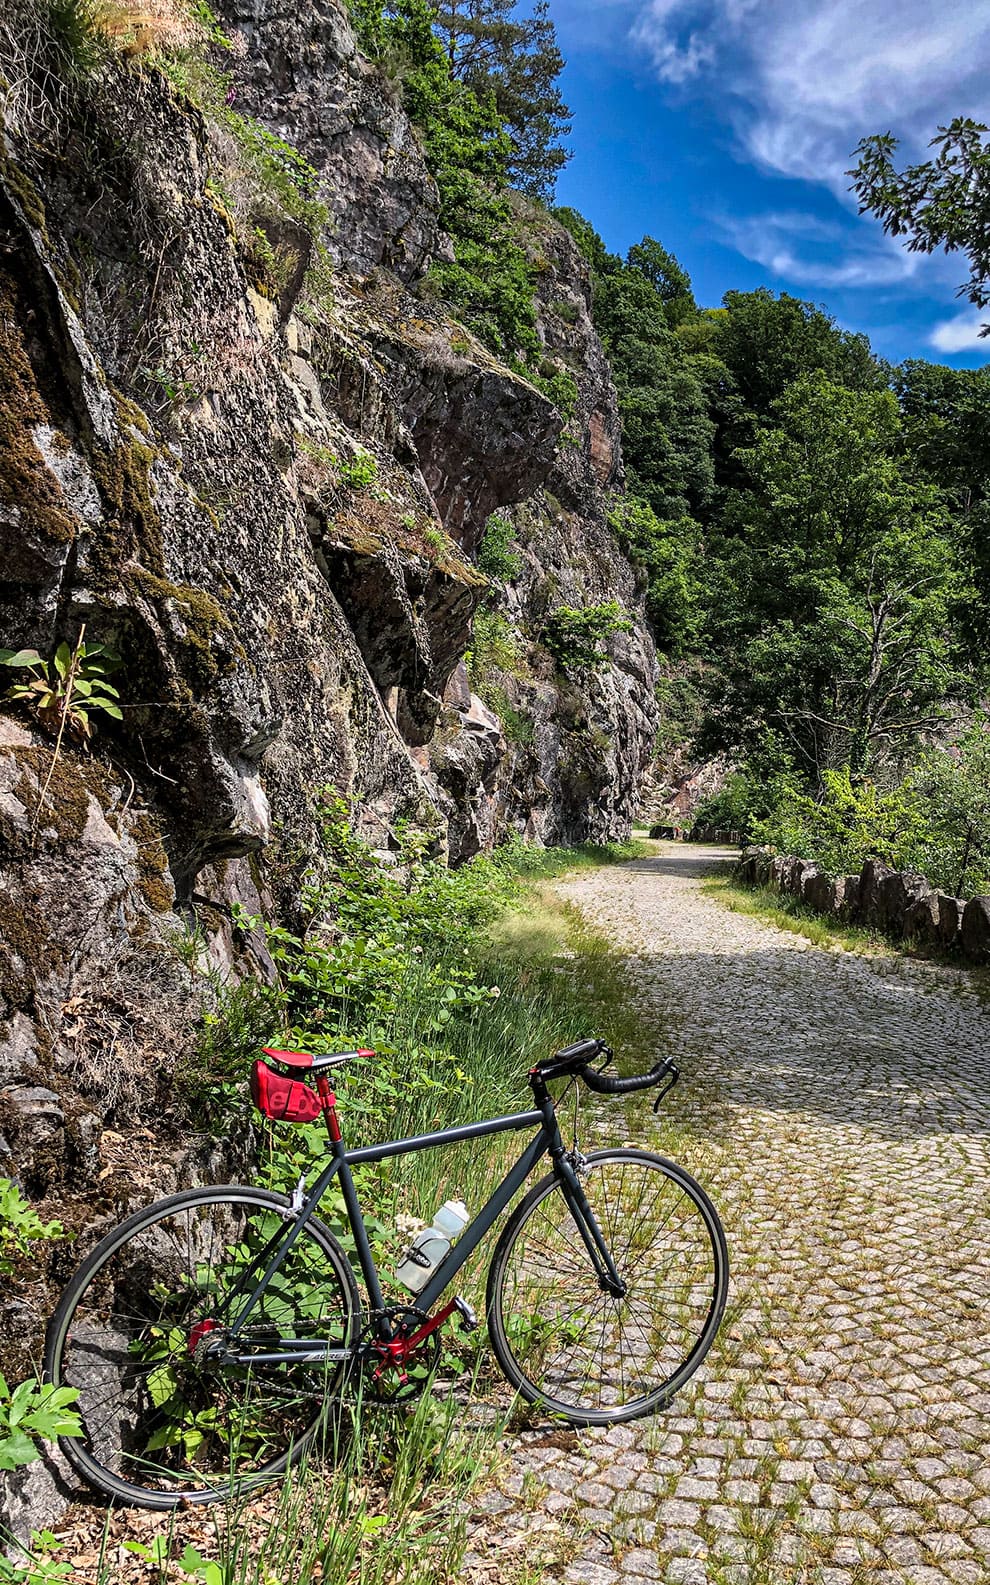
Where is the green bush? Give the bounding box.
[607,497,697,652]
[338,449,380,490]
[542,602,632,672]
[521,360,578,416]
[467,610,525,685]
[744,725,990,896]
[483,685,534,745]
[692,761,802,842]
[0,1376,81,1473]
[0,1179,63,1276]
[476,514,521,582]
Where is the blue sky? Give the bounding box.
[549,0,990,368]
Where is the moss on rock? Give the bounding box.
[129,810,175,913]
[0,272,78,547]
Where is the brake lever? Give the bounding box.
[593,1043,614,1073]
[652,1060,680,1113]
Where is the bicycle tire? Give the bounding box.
[44,1185,361,1509]
[486,1149,728,1425]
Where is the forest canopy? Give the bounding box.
[554,207,990,865]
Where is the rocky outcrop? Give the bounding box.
[217,0,444,284]
[0,718,201,1181]
[0,0,657,1199]
[340,274,561,549]
[440,206,656,846]
[0,0,661,1545]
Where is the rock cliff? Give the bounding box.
[0,0,656,1225]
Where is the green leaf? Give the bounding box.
[7,1378,39,1427]
[0,1428,39,1469]
[146,1363,178,1408]
[52,643,72,680]
[123,1537,169,1562]
[0,649,44,668]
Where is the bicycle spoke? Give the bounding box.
[50,1189,356,1505]
[491,1152,726,1422]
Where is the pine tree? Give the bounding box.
[435,0,571,201]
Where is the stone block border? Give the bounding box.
[736,847,990,964]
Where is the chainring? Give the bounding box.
[361,1305,442,1404]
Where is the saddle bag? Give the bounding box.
[250,1058,322,1123]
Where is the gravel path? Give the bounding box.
[465,844,990,1585]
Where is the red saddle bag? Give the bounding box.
[251,1058,322,1123]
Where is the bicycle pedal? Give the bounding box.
[453,1296,478,1332]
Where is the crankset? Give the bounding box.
[361,1305,442,1404]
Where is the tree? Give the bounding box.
[705,373,968,780]
[434,0,571,200]
[592,243,715,522]
[607,497,699,653]
[626,237,696,326]
[851,120,990,328]
[912,723,990,896]
[713,289,886,418]
[895,360,990,654]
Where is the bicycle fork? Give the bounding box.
[553,1152,627,1299]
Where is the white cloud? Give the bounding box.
[628,0,990,189]
[929,309,990,352]
[716,210,921,289]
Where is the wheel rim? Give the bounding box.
[492,1153,724,1420]
[53,1192,355,1502]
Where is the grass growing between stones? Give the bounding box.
[701,876,890,957]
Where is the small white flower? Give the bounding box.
[489,985,501,999]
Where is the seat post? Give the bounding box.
[316,1075,342,1143]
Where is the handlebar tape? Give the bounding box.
[580,1058,674,1095]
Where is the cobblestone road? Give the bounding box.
[465,845,990,1585]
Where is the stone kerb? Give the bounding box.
[961,895,990,962]
[736,846,987,961]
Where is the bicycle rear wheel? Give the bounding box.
[486,1149,727,1425]
[44,1185,360,1509]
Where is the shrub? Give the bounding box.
[0,1179,64,1276]
[467,611,525,686]
[476,514,521,582]
[607,496,697,652]
[338,449,380,490]
[0,1376,81,1472]
[483,685,534,745]
[542,602,632,672]
[743,727,990,896]
[525,360,577,417]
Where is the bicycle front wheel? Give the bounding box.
[44,1185,360,1509]
[486,1149,727,1425]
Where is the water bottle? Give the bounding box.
[396,1199,469,1294]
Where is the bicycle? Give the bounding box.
[44,1037,728,1510]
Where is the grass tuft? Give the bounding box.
[701,875,890,957]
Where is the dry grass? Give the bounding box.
[84,0,207,57]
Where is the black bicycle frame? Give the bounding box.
[222,1089,624,1364]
